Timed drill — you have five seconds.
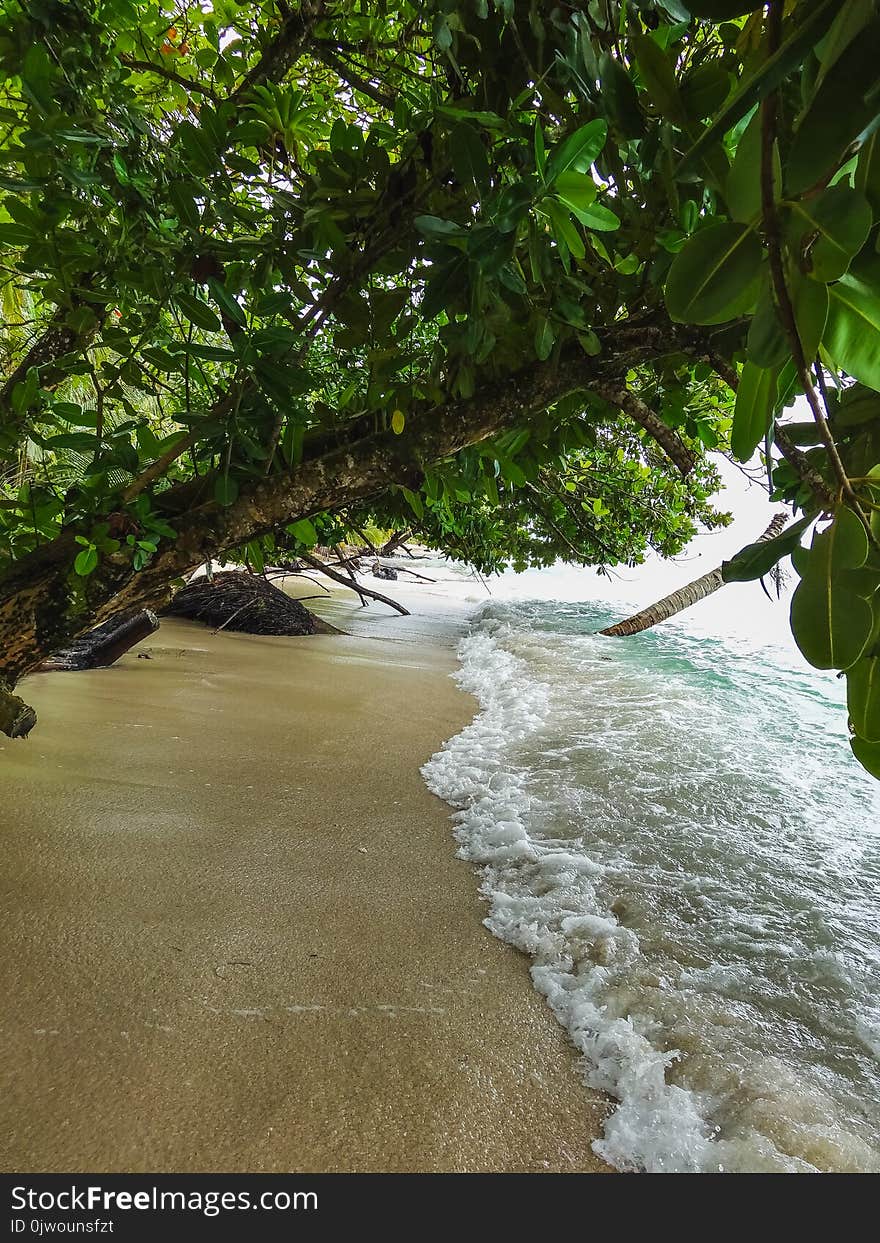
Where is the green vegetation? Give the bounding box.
[1,0,879,777]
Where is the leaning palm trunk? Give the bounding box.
[599,513,788,638]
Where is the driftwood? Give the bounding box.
[41,609,160,671]
[165,571,338,635]
[298,553,410,615]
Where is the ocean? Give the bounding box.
[420,564,880,1172]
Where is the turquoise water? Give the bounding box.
[424,593,880,1171]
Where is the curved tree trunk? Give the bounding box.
[600,513,788,638]
[0,325,696,737]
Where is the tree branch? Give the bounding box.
[119,55,219,100]
[587,381,696,477]
[0,323,694,685]
[297,553,410,615]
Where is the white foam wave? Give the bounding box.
[422,608,880,1173]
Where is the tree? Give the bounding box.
[599,512,787,636]
[0,1,879,780]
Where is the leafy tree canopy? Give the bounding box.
[0,0,879,778]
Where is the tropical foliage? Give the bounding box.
[0,0,879,777]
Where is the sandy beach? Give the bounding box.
[1,606,610,1172]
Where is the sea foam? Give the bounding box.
[423,602,880,1173]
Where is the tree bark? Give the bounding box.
[40,609,159,671]
[599,513,788,637]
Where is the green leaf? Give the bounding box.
[421,254,468,320]
[680,63,730,121]
[598,53,645,139]
[570,201,620,232]
[722,514,814,583]
[848,651,880,742]
[790,508,873,670]
[553,171,597,212]
[665,223,762,325]
[790,268,829,364]
[727,111,780,225]
[534,316,555,361]
[289,517,318,545]
[732,363,778,462]
[851,734,880,777]
[632,35,686,123]
[685,2,764,15]
[855,129,880,214]
[175,291,222,333]
[168,181,202,229]
[789,186,873,284]
[450,123,490,192]
[677,0,842,177]
[546,119,608,181]
[74,546,98,576]
[747,274,789,368]
[786,21,880,195]
[415,215,467,241]
[534,122,546,178]
[206,278,246,327]
[544,200,586,258]
[825,271,880,390]
[214,476,238,506]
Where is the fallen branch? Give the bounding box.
[298,553,410,615]
[40,609,159,671]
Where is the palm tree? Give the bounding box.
[599,513,788,637]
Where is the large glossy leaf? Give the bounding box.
[175,291,222,333]
[726,111,780,225]
[632,35,685,123]
[851,734,880,777]
[680,63,730,121]
[847,652,880,742]
[722,514,814,583]
[546,119,607,181]
[450,123,490,192]
[665,223,762,324]
[731,362,778,462]
[598,53,645,139]
[786,22,880,194]
[685,2,765,15]
[790,269,829,364]
[855,129,880,214]
[790,508,874,670]
[825,271,880,390]
[677,0,842,176]
[789,186,873,284]
[747,274,788,368]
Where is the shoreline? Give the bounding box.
[2,611,611,1172]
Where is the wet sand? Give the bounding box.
[1,617,610,1172]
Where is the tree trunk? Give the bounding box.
[599,513,788,637]
[40,609,159,671]
[0,326,693,734]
